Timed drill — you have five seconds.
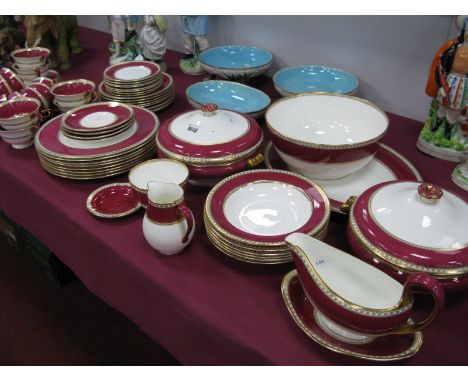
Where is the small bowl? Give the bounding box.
[11,47,50,64]
[273,65,359,96]
[199,45,273,81]
[265,93,388,180]
[0,97,41,129]
[128,159,189,207]
[186,80,271,119]
[51,79,96,102]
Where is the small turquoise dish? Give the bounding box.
[199,46,273,81]
[273,66,359,96]
[186,80,271,119]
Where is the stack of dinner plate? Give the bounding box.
[204,169,331,264]
[34,102,159,180]
[99,61,175,112]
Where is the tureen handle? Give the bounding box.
[418,183,443,204]
[200,103,218,117]
[390,272,445,335]
[178,203,194,244]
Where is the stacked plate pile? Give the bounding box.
[34,102,159,179]
[99,61,175,112]
[10,47,51,86]
[204,169,331,264]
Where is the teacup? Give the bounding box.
[32,76,54,89]
[0,97,42,130]
[51,79,96,103]
[286,233,445,343]
[11,47,50,65]
[0,130,36,149]
[0,68,24,92]
[128,159,190,207]
[22,84,53,109]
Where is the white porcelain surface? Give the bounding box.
[114,66,152,80]
[286,233,404,309]
[79,111,118,128]
[170,109,248,145]
[58,122,137,149]
[0,116,39,131]
[223,181,312,236]
[130,160,189,190]
[0,125,36,139]
[266,94,388,146]
[1,133,35,148]
[370,181,468,250]
[276,147,374,180]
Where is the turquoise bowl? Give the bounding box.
[199,46,273,81]
[186,80,271,119]
[273,66,359,96]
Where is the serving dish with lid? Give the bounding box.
[348,180,468,291]
[266,93,388,180]
[186,80,271,119]
[199,45,273,82]
[156,104,264,185]
[273,65,359,96]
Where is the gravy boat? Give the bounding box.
[285,233,445,344]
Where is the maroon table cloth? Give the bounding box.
[1,27,467,365]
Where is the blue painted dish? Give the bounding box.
[273,66,359,96]
[186,80,271,119]
[199,46,273,81]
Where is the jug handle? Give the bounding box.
[178,203,194,244]
[391,272,445,335]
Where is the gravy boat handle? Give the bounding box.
[391,272,445,334]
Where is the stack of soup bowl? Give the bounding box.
[7,80,54,112]
[0,97,42,149]
[34,101,159,179]
[0,68,24,101]
[10,47,51,86]
[99,61,174,112]
[51,79,97,113]
[204,169,330,264]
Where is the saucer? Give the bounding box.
[281,270,423,361]
[86,182,141,218]
[264,141,422,213]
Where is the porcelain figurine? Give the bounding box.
[142,181,195,255]
[286,233,445,344]
[108,15,140,65]
[417,16,468,161]
[179,16,210,75]
[139,15,168,72]
[22,16,81,70]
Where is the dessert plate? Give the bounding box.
[281,270,423,361]
[62,102,134,133]
[264,141,422,213]
[104,61,160,82]
[86,183,141,218]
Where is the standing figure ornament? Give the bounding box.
[139,15,168,72]
[179,16,210,75]
[417,16,468,162]
[108,15,140,65]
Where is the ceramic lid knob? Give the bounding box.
[418,183,443,204]
[201,103,218,116]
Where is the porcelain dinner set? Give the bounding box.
[2,42,467,362]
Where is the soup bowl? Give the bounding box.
[11,47,50,65]
[266,93,388,180]
[199,45,273,82]
[128,159,190,207]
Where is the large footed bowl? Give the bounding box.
[265,93,389,180]
[199,45,273,82]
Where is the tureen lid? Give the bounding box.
[351,180,468,275]
[157,104,263,163]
